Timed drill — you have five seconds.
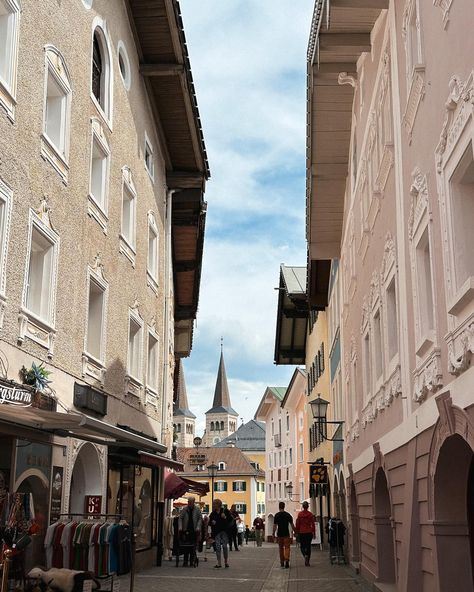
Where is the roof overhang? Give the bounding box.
[172,188,206,357]
[274,266,308,365]
[306,0,387,304]
[127,0,209,183]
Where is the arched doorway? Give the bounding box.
[340,478,347,525]
[374,468,396,583]
[434,434,474,591]
[349,482,360,563]
[267,513,274,542]
[70,443,102,514]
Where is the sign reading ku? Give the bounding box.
[0,383,33,406]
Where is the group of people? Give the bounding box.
[172,497,319,570]
[174,497,249,569]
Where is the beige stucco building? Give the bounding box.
[306,0,474,590]
[0,0,208,572]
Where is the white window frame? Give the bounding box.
[233,480,245,492]
[126,306,144,395]
[372,304,384,391]
[117,40,131,91]
[119,166,137,266]
[41,46,72,183]
[83,262,108,372]
[215,480,226,492]
[147,211,159,292]
[144,132,154,181]
[218,462,226,471]
[145,326,160,405]
[402,0,425,138]
[362,326,371,406]
[20,203,59,356]
[0,0,21,121]
[87,118,110,232]
[90,19,113,128]
[0,178,12,321]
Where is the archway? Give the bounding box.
[340,477,347,525]
[349,481,360,563]
[374,468,396,583]
[70,443,102,514]
[434,434,474,591]
[267,513,274,542]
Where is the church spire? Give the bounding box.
[174,359,196,418]
[206,347,238,415]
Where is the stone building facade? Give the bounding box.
[306,0,474,590]
[0,0,208,571]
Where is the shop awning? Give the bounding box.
[164,471,209,500]
[0,404,167,455]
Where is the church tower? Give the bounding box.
[203,347,239,446]
[173,359,196,448]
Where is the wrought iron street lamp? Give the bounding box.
[309,394,344,442]
[208,463,218,505]
[285,481,299,502]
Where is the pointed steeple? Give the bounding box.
[174,359,196,418]
[206,348,238,415]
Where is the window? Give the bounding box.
[268,454,272,469]
[363,331,371,400]
[25,225,57,324]
[121,181,136,251]
[89,125,109,214]
[415,227,434,339]
[373,309,383,381]
[284,450,287,466]
[146,331,159,393]
[386,278,398,361]
[289,448,292,464]
[0,0,20,117]
[232,481,246,492]
[117,41,131,91]
[405,2,421,80]
[91,25,112,121]
[449,142,474,290]
[41,48,72,173]
[300,481,305,501]
[144,134,154,180]
[0,179,12,301]
[210,421,214,432]
[278,483,282,499]
[218,462,226,471]
[127,314,143,382]
[235,503,247,514]
[85,274,106,361]
[214,481,227,492]
[147,212,159,288]
[286,414,290,432]
[299,442,303,462]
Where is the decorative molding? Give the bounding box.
[124,374,143,399]
[446,318,474,375]
[375,145,394,194]
[408,166,429,240]
[433,0,453,29]
[91,253,106,282]
[131,297,140,317]
[81,353,106,384]
[381,233,396,282]
[360,296,370,334]
[413,347,443,402]
[338,72,357,88]
[35,197,56,232]
[361,364,402,429]
[403,66,425,141]
[369,270,380,310]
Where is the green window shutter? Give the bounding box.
[242,481,247,491]
[242,504,247,514]
[232,482,236,491]
[214,482,218,492]
[223,482,228,491]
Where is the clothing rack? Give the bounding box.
[58,513,123,518]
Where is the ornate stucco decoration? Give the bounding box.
[338,72,357,88]
[381,233,396,282]
[408,166,429,240]
[433,0,454,29]
[413,348,443,402]
[447,320,474,375]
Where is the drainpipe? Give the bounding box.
[161,188,177,449]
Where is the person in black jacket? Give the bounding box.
[209,498,234,568]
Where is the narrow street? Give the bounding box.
[131,544,370,592]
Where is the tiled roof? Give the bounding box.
[213,419,265,451]
[268,387,287,401]
[177,446,265,477]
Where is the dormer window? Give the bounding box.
[218,462,226,471]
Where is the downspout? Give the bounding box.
[161,188,178,451]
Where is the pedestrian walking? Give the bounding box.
[228,504,240,551]
[178,496,203,567]
[209,498,234,569]
[253,515,264,547]
[237,520,245,546]
[244,525,250,545]
[272,502,294,569]
[295,501,316,566]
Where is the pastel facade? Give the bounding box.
[306,0,474,590]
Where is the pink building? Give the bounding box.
[306,0,474,590]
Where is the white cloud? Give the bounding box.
[178,1,313,425]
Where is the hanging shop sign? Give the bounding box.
[85,495,102,516]
[50,466,64,524]
[0,382,33,406]
[189,454,207,465]
[310,464,328,485]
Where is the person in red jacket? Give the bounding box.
[295,501,316,566]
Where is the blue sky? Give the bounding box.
[179,0,315,433]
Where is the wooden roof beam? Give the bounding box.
[331,0,388,8]
[140,63,184,76]
[319,33,371,52]
[167,170,205,189]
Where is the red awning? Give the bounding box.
[164,472,209,499]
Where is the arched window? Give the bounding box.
[218,462,226,471]
[91,22,113,122]
[210,421,215,432]
[221,421,224,431]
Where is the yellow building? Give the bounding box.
[177,446,265,526]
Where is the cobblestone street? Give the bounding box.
[131,544,371,592]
